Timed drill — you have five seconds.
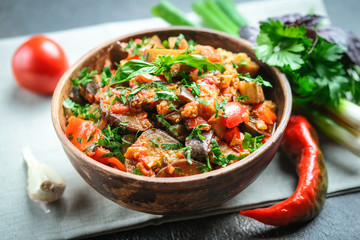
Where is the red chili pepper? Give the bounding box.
[240,115,328,226]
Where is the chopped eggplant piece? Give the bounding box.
[130,88,158,111]
[164,109,183,124]
[69,86,87,105]
[215,140,246,164]
[156,159,205,177]
[176,86,196,103]
[107,41,128,68]
[208,116,226,138]
[80,74,102,104]
[242,121,267,136]
[237,81,265,104]
[166,124,189,142]
[99,97,152,132]
[185,130,214,162]
[124,129,184,174]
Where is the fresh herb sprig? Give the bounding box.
[210,139,244,167]
[186,123,211,140]
[96,125,128,163]
[214,97,228,118]
[63,98,99,122]
[124,37,151,60]
[71,67,97,88]
[110,53,225,85]
[238,73,272,87]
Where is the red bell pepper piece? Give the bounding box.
[65,117,100,152]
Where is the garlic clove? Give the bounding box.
[23,146,66,205]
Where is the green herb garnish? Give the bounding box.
[62,98,99,122]
[161,142,183,149]
[110,54,225,85]
[214,97,228,118]
[132,168,143,175]
[71,67,97,88]
[156,114,178,136]
[242,132,264,153]
[96,125,127,163]
[210,139,244,167]
[238,73,272,87]
[150,138,159,147]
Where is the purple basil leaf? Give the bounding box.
[239,26,259,44]
[272,14,324,27]
[318,26,360,66]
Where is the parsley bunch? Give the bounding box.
[252,18,359,107]
[240,14,360,156]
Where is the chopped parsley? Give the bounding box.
[242,132,264,153]
[132,168,142,175]
[156,114,178,136]
[100,67,112,87]
[150,138,159,147]
[236,96,249,100]
[62,98,99,122]
[153,90,179,102]
[238,73,272,87]
[173,34,184,49]
[214,97,228,118]
[168,103,178,111]
[180,73,201,96]
[175,146,192,164]
[96,125,127,163]
[210,139,244,167]
[161,142,183,149]
[124,37,151,60]
[186,123,210,140]
[195,96,210,106]
[71,67,97,88]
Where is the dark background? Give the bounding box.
[2,0,360,239]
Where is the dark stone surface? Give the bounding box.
[2,0,360,239]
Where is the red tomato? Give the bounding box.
[222,102,249,128]
[12,35,69,94]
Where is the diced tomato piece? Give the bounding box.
[110,102,129,114]
[65,117,101,152]
[185,116,211,131]
[223,127,245,147]
[222,102,249,128]
[253,103,277,125]
[125,54,140,61]
[90,146,126,171]
[129,74,165,88]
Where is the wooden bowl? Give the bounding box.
[51,27,292,215]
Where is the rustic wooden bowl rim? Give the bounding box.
[51,26,292,184]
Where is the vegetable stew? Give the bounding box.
[63,34,277,177]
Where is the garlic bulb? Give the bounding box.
[23,146,66,211]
